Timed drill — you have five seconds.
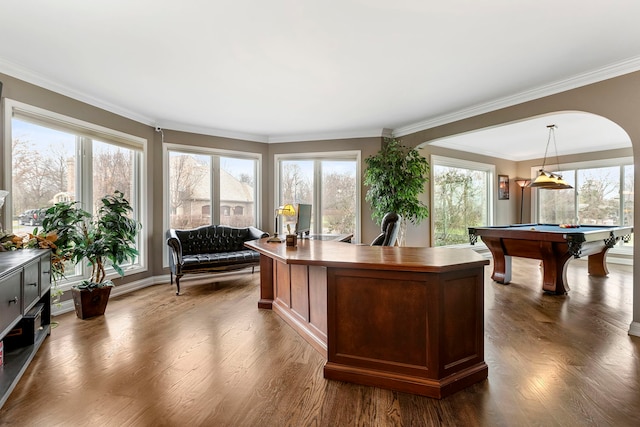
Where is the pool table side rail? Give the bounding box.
[469,224,633,247]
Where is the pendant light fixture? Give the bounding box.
[528,124,573,190]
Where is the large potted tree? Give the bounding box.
[41,190,140,319]
[364,137,430,246]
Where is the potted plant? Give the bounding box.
[40,190,140,319]
[364,137,430,246]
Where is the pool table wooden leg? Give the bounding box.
[483,238,512,284]
[587,249,609,276]
[540,244,572,294]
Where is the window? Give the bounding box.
[431,156,494,246]
[168,151,211,228]
[5,99,146,285]
[165,144,260,229]
[275,152,360,239]
[535,159,634,248]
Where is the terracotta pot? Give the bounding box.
[71,286,112,319]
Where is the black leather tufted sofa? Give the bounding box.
[166,225,269,295]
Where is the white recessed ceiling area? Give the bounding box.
[1,1,640,150]
[428,112,632,162]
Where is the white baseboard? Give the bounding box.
[51,274,169,316]
[629,321,640,338]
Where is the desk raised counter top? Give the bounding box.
[245,238,489,399]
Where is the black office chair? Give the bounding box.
[370,212,401,246]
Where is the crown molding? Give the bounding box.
[156,120,269,143]
[155,123,389,144]
[393,55,640,138]
[0,57,155,127]
[267,128,388,143]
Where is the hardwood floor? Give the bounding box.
[1,258,639,426]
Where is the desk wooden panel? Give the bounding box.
[245,238,490,398]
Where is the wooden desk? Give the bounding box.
[245,238,490,398]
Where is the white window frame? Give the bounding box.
[274,151,361,242]
[162,142,262,268]
[430,155,496,246]
[3,98,148,290]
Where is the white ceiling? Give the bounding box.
[428,112,631,161]
[1,1,639,159]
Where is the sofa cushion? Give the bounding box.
[175,225,255,255]
[181,249,261,271]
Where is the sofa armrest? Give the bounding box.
[166,229,184,272]
[247,226,269,241]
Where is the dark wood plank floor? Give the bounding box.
[1,258,639,426]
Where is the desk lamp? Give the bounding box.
[267,203,296,243]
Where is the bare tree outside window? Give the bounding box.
[322,161,356,234]
[278,158,357,236]
[578,167,620,225]
[93,140,134,211]
[11,121,75,231]
[433,165,487,246]
[281,161,313,205]
[538,171,576,224]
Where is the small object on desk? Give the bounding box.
[559,224,580,228]
[286,234,297,247]
[530,227,536,230]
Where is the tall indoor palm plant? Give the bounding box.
[364,137,430,246]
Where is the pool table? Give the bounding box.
[468,224,633,294]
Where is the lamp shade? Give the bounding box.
[528,170,572,189]
[279,203,296,217]
[528,124,573,190]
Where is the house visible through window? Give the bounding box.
[165,145,259,229]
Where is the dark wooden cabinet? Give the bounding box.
[0,249,51,408]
